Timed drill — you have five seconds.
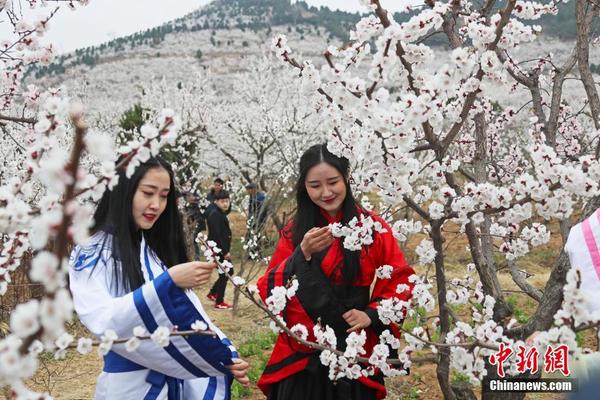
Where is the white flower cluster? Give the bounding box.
[290,324,309,341]
[553,267,600,329]
[377,296,412,325]
[392,219,422,242]
[118,109,180,178]
[375,264,393,279]
[330,215,386,251]
[265,280,298,316]
[313,323,337,349]
[415,239,436,265]
[150,326,171,348]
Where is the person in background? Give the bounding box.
[184,191,206,258]
[206,190,234,310]
[245,182,268,232]
[205,177,225,217]
[245,182,268,259]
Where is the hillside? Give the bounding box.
[27,0,590,81]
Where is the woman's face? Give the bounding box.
[132,167,171,230]
[305,162,347,217]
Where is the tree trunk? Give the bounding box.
[431,222,457,400]
[232,262,246,316]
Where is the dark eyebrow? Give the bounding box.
[307,176,342,184]
[139,184,170,192]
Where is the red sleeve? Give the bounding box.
[256,230,320,351]
[367,215,415,329]
[267,231,294,271]
[257,229,294,302]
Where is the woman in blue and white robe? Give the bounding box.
[69,156,248,399]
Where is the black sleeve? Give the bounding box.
[364,308,385,334]
[288,247,350,334]
[222,216,231,255]
[207,212,229,255]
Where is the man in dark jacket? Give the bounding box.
[206,190,234,310]
[205,177,225,217]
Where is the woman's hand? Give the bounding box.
[227,358,250,387]
[343,309,372,333]
[300,226,334,261]
[168,261,216,288]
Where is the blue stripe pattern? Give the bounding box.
[152,273,231,374]
[142,247,231,374]
[144,242,155,281]
[73,254,100,271]
[103,351,145,372]
[144,370,164,400]
[202,377,217,400]
[144,371,181,400]
[133,285,210,378]
[224,375,232,400]
[221,338,239,359]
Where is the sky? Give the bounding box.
[1,0,413,54]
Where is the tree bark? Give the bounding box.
[431,221,457,400]
[576,0,600,134]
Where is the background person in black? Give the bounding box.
[183,191,206,258]
[205,177,225,217]
[206,190,234,310]
[245,182,268,230]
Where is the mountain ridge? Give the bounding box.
[29,0,585,80]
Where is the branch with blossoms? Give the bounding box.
[51,323,217,360]
[195,229,505,372]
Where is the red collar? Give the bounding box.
[319,207,343,223]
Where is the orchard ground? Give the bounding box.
[4,210,578,400]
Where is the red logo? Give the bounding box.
[515,345,539,374]
[488,343,570,377]
[489,343,513,377]
[544,344,570,376]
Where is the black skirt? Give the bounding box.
[266,355,378,400]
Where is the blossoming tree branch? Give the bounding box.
[269,0,600,399]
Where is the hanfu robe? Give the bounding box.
[562,208,600,382]
[256,209,415,400]
[565,207,600,314]
[69,231,236,400]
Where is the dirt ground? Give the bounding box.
[1,212,580,399]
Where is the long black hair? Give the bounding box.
[290,143,363,284]
[92,156,188,292]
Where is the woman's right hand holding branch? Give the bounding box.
[168,261,216,288]
[300,226,334,261]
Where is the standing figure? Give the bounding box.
[69,157,248,399]
[256,144,415,400]
[245,182,268,258]
[205,177,225,217]
[183,192,206,258]
[245,182,268,231]
[206,190,234,310]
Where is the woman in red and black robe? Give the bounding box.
[257,144,415,400]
